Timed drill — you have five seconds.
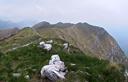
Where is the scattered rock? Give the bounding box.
[46,40,53,44]
[41,55,67,82]
[63,43,69,49]
[12,73,21,78]
[39,41,52,51]
[24,75,30,79]
[70,63,76,66]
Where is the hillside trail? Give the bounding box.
[6,42,33,52]
[6,28,41,52]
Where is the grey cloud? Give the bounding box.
[0,0,128,26]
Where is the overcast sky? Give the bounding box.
[0,0,128,27]
[0,0,128,53]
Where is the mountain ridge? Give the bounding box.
[0,21,127,66]
[32,21,127,66]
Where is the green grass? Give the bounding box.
[0,27,40,52]
[0,39,125,82]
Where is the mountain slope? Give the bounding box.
[0,22,127,65]
[33,22,127,65]
[0,27,40,52]
[0,39,125,82]
[0,28,19,41]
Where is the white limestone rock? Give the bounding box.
[46,40,53,44]
[24,75,30,79]
[63,43,69,49]
[39,41,52,51]
[12,73,21,78]
[41,55,67,82]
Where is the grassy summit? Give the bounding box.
[0,39,125,82]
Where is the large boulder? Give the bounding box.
[41,55,67,82]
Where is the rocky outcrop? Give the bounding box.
[33,22,128,65]
[41,55,67,82]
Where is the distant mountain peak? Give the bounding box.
[32,21,50,28]
[0,20,20,29]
